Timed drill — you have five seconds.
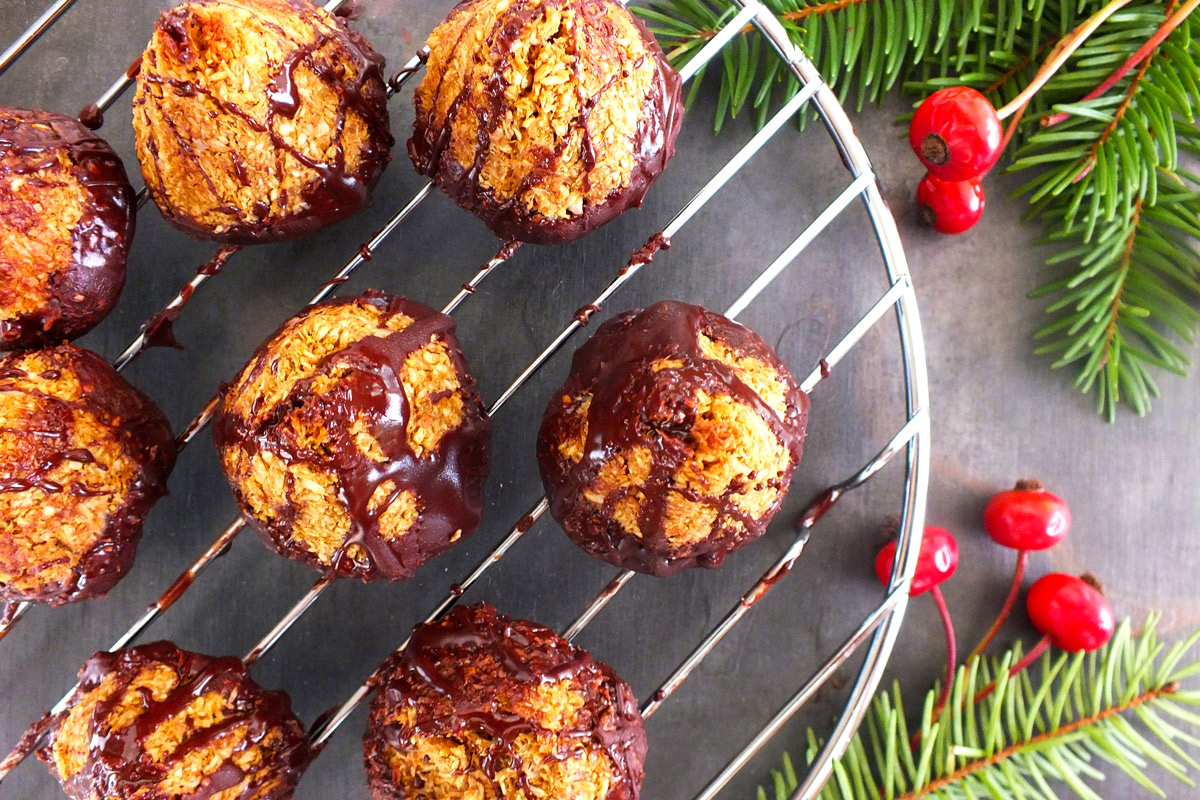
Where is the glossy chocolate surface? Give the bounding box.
[214,292,492,582]
[38,641,311,800]
[537,301,809,576]
[409,0,684,246]
[135,0,393,244]
[0,107,135,351]
[364,603,647,800]
[0,345,176,606]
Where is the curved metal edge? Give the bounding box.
[734,3,932,798]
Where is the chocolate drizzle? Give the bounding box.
[0,346,177,605]
[364,603,646,800]
[0,107,136,351]
[38,642,311,800]
[537,301,810,576]
[141,244,242,350]
[214,292,492,582]
[134,0,393,244]
[409,0,684,246]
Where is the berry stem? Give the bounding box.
[984,101,1029,178]
[1042,0,1200,127]
[967,550,1029,660]
[909,585,959,742]
[994,0,1134,120]
[909,586,957,749]
[973,634,1052,705]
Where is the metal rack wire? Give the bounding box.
[0,1,930,798]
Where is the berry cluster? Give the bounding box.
[908,87,1004,234]
[874,479,1115,735]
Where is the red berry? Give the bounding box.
[909,86,1003,180]
[1026,573,1115,652]
[984,482,1070,551]
[875,526,958,596]
[917,174,984,234]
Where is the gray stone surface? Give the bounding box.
[1,2,1198,799]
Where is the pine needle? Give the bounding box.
[754,616,1200,800]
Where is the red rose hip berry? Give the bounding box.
[917,174,985,234]
[984,480,1070,551]
[909,86,1003,180]
[875,526,958,596]
[1027,573,1115,652]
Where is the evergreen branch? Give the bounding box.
[639,0,1200,420]
[1005,7,1200,420]
[755,616,1200,800]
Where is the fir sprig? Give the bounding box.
[635,0,1200,421]
[755,615,1200,800]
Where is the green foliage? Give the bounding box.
[636,0,1200,421]
[755,616,1200,800]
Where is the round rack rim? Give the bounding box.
[0,1,931,798]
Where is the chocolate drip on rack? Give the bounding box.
[214,292,492,582]
[0,107,136,350]
[537,301,809,576]
[365,603,646,800]
[409,0,684,245]
[38,642,310,800]
[134,0,393,243]
[0,346,176,605]
[141,245,242,350]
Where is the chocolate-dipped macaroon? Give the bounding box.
[133,0,393,243]
[411,0,684,245]
[0,345,176,606]
[364,603,647,800]
[0,107,135,351]
[214,292,491,582]
[538,301,809,576]
[39,641,311,800]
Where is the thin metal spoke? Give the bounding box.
[112,245,241,372]
[308,498,550,748]
[676,4,762,84]
[0,0,80,76]
[690,592,904,800]
[723,172,874,320]
[639,413,926,720]
[0,602,30,642]
[488,79,822,417]
[799,277,910,394]
[563,570,634,642]
[244,574,336,666]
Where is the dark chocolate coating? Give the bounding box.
[135,0,393,244]
[0,345,176,605]
[409,0,684,246]
[38,641,311,800]
[0,107,135,350]
[214,292,492,582]
[364,603,647,800]
[537,301,809,576]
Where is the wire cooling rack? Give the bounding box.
[0,1,930,798]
